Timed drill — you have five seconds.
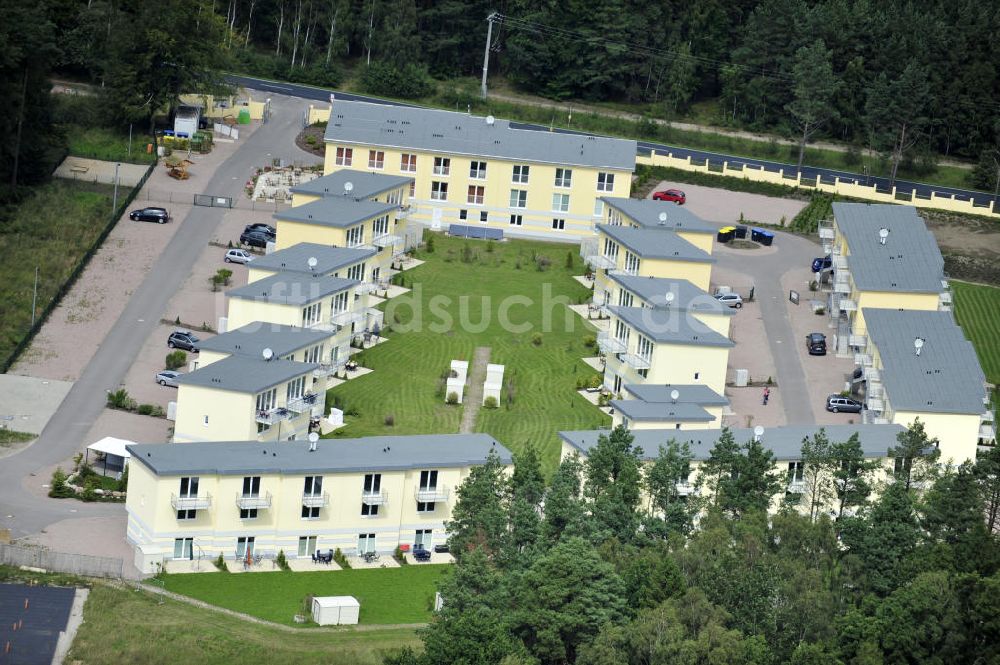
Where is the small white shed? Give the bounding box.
[312,595,360,626]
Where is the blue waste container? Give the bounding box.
[758,229,774,246]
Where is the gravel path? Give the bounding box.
[459,347,491,433]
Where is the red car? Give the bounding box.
[652,189,686,204]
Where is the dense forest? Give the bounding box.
[388,425,1000,665]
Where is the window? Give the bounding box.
[469,160,487,179]
[637,335,653,361]
[347,262,365,282]
[346,225,364,247]
[623,252,640,274]
[414,529,433,549]
[304,344,322,364]
[509,189,527,208]
[239,476,261,520]
[256,388,276,414]
[693,372,700,380]
[615,319,630,345]
[387,189,402,205]
[788,462,804,483]
[400,153,417,172]
[467,185,485,205]
[431,181,448,201]
[459,209,468,220]
[301,303,321,327]
[552,218,565,230]
[509,214,523,226]
[480,211,488,223]
[361,473,381,516]
[552,193,570,212]
[554,168,572,188]
[409,181,415,198]
[335,147,352,167]
[608,208,623,225]
[373,215,390,237]
[594,199,604,217]
[433,157,450,176]
[302,476,323,519]
[368,150,384,169]
[173,538,193,560]
[418,470,438,512]
[603,238,619,260]
[286,376,305,401]
[331,291,349,314]
[512,164,530,184]
[236,536,255,558]
[298,536,317,557]
[597,172,615,192]
[358,533,376,554]
[618,290,633,307]
[177,477,199,520]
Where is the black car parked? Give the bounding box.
[806,333,827,356]
[244,223,276,236]
[130,207,170,223]
[240,230,273,248]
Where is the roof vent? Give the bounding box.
[486,115,495,126]
[879,227,889,245]
[914,337,924,356]
[309,432,319,452]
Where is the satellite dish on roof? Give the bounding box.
[664,292,675,305]
[344,181,354,193]
[754,425,764,441]
[307,257,318,271]
[670,389,680,402]
[486,115,495,126]
[262,347,274,361]
[308,431,319,451]
[914,337,924,356]
[658,212,668,225]
[879,227,889,245]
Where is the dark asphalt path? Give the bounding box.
[0,95,312,538]
[228,74,998,210]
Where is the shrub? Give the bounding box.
[566,251,574,269]
[165,350,187,370]
[425,235,435,253]
[535,255,551,271]
[393,546,408,564]
[598,393,610,407]
[107,388,136,412]
[214,554,227,572]
[117,466,129,492]
[461,244,474,263]
[808,280,819,292]
[486,240,495,253]
[815,307,826,315]
[531,332,543,346]
[333,548,350,568]
[583,335,597,349]
[137,403,155,416]
[483,396,498,409]
[175,316,181,325]
[589,374,603,389]
[276,550,290,571]
[361,61,435,99]
[446,391,459,405]
[384,414,395,426]
[210,268,233,292]
[49,467,75,498]
[435,377,447,398]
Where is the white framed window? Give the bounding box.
[552,193,569,212]
[552,218,565,230]
[618,290,633,307]
[239,476,261,520]
[603,238,619,260]
[298,535,317,557]
[177,477,199,520]
[509,214,522,226]
[637,335,653,361]
[615,319,630,345]
[608,208,623,225]
[361,473,381,517]
[347,262,365,282]
[593,199,604,217]
[236,536,255,558]
[788,462,805,483]
[408,181,415,198]
[368,150,384,169]
[173,538,193,559]
[302,476,323,519]
[400,153,417,172]
[335,147,353,167]
[330,292,348,315]
[417,470,438,512]
[286,376,305,401]
[358,533,376,554]
[510,189,527,208]
[304,344,322,364]
[414,529,433,549]
[431,181,448,201]
[554,168,573,188]
[301,302,321,326]
[346,225,364,247]
[512,164,530,184]
[373,215,389,237]
[467,185,485,205]
[256,388,276,413]
[433,157,450,176]
[597,172,615,192]
[624,252,640,274]
[469,160,487,179]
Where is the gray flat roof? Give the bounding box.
[832,203,944,293]
[559,424,906,462]
[249,243,376,276]
[596,224,715,263]
[324,100,636,171]
[176,355,318,394]
[862,308,986,414]
[273,196,397,228]
[127,433,512,476]
[622,384,729,406]
[290,170,413,200]
[226,272,357,305]
[198,323,332,359]
[610,400,715,422]
[601,197,716,234]
[608,274,733,314]
[607,306,734,347]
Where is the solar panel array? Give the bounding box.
[448,224,504,241]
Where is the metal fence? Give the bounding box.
[0,543,124,579]
[136,187,292,212]
[194,194,234,208]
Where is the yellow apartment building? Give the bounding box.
[125,434,513,573]
[559,424,906,515]
[818,203,944,354]
[321,99,636,241]
[173,355,321,444]
[588,224,716,293]
[247,242,377,285]
[856,308,992,462]
[610,383,729,430]
[600,196,716,253]
[599,305,733,395]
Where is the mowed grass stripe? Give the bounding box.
[951,280,1000,384]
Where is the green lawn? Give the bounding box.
[951,281,1000,385]
[328,234,609,472]
[64,126,157,165]
[161,564,446,625]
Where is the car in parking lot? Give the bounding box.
[826,394,864,413]
[713,292,743,309]
[129,207,170,223]
[652,189,686,204]
[167,330,200,352]
[225,248,253,264]
[155,370,183,387]
[240,229,273,248]
[806,332,827,355]
[811,255,833,272]
[244,223,276,236]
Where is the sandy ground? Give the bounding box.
[53,157,150,187]
[19,514,141,578]
[0,375,73,436]
[647,181,808,226]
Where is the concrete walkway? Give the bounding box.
[459,347,492,433]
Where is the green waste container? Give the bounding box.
[238,108,251,124]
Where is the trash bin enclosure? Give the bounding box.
[312,596,360,625]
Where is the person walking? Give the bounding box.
[763,387,770,406]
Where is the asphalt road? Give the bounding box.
[0,95,311,539]
[228,74,998,208]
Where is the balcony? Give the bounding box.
[597,332,627,355]
[865,397,884,412]
[848,334,867,348]
[313,359,347,378]
[787,480,806,494]
[286,392,320,414]
[171,493,212,511]
[832,254,849,271]
[361,490,389,506]
[356,281,380,295]
[397,205,411,220]
[302,492,329,508]
[611,267,640,277]
[980,423,996,442]
[838,297,857,311]
[817,222,835,240]
[833,277,852,294]
[585,254,616,270]
[372,233,402,248]
[620,353,651,370]
[235,491,272,510]
[676,481,695,496]
[330,309,365,329]
[415,486,450,503]
[867,382,884,399]
[255,407,293,425]
[855,353,873,367]
[863,366,880,382]
[862,410,889,425]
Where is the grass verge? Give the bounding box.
[327,234,609,472]
[161,564,446,625]
[0,429,35,446]
[951,281,1000,385]
[65,126,157,165]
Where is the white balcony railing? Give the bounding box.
[620,353,651,370]
[838,297,857,311]
[372,233,402,248]
[255,408,293,425]
[313,359,348,378]
[848,334,867,348]
[235,491,272,510]
[585,255,616,270]
[331,309,365,328]
[855,353,873,367]
[612,267,640,277]
[302,492,329,508]
[866,397,884,412]
[171,493,212,511]
[867,382,884,399]
[833,278,852,294]
[787,480,806,494]
[979,423,996,441]
[818,223,834,240]
[286,393,321,414]
[833,254,849,271]
[415,486,450,503]
[863,366,880,382]
[361,490,389,506]
[675,481,695,496]
[597,332,627,355]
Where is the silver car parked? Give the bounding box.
[225,248,253,264]
[155,370,183,387]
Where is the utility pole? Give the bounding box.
[113,163,121,211]
[481,12,498,98]
[31,266,39,327]
[128,123,133,157]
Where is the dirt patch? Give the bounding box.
[295,125,326,157]
[922,210,1000,285]
[727,240,762,250]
